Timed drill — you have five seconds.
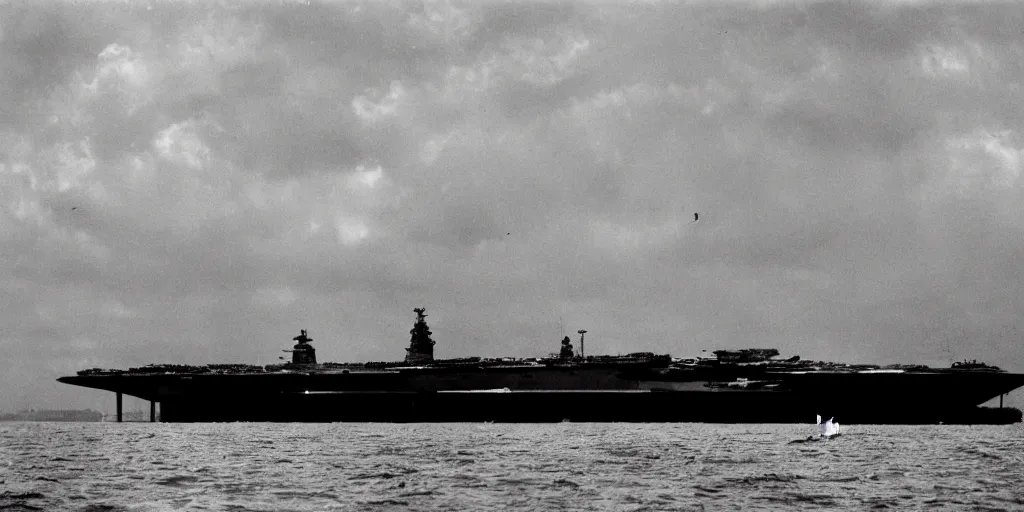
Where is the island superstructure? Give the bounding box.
[58,308,1024,424]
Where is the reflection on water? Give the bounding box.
[1,422,1022,511]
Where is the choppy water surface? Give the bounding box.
[1,422,1022,511]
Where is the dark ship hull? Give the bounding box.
[57,311,1024,424]
[58,361,1024,424]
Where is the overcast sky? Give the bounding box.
[3,1,1023,412]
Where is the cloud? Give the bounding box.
[253,287,298,308]
[154,120,212,170]
[407,0,479,43]
[501,32,591,86]
[346,165,385,190]
[352,81,408,123]
[87,43,151,96]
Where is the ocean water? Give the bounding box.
[1,422,1022,511]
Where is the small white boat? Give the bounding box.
[817,414,841,438]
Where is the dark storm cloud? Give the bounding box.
[0,6,109,127]
[2,1,1023,411]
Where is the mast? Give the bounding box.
[578,329,587,359]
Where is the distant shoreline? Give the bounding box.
[0,409,103,422]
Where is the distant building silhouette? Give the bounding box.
[0,409,103,422]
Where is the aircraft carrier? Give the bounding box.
[58,308,1024,424]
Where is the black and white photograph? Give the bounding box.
[2,0,1023,510]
